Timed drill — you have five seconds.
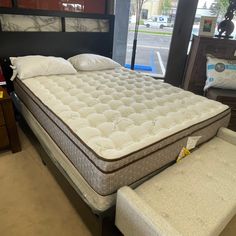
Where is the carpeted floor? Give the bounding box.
[0,127,91,236]
[0,126,235,236]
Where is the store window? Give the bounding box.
[191,0,236,40]
[191,0,218,38]
[188,0,232,53]
[126,0,179,78]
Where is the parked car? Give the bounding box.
[144,15,173,29]
[129,15,136,24]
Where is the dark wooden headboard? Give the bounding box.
[183,35,236,95]
[0,7,115,90]
[0,32,114,58]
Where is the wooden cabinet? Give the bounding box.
[0,87,21,152]
[206,88,236,131]
[183,35,236,95]
[0,105,5,125]
[183,36,236,131]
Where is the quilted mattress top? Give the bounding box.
[21,68,229,160]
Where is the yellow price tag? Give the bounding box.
[0,91,3,99]
[177,147,191,163]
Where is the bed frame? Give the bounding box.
[0,7,121,236]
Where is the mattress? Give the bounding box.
[16,102,172,213]
[14,67,231,196]
[19,102,116,213]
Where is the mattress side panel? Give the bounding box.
[14,79,230,195]
[14,77,230,173]
[19,68,229,162]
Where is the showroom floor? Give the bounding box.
[0,126,235,236]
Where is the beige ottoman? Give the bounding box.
[116,128,236,236]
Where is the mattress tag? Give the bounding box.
[0,91,3,99]
[186,136,202,150]
[176,147,191,163]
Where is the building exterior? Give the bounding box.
[143,0,160,18]
[142,0,178,19]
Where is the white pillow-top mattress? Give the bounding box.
[15,67,230,195]
[20,68,229,159]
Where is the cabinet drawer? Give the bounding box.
[217,97,236,109]
[0,105,5,126]
[0,126,9,148]
[229,118,236,131]
[205,45,228,56]
[228,110,236,131]
[227,104,236,110]
[231,109,236,114]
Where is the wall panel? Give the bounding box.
[0,0,12,7]
[4,0,106,14]
[84,0,106,14]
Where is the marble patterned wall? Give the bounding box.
[0,14,61,31]
[65,18,109,32]
[0,14,109,32]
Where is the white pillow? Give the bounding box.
[68,54,121,71]
[204,56,236,90]
[10,55,77,80]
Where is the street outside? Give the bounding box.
[126,24,173,77]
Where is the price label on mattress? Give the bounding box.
[176,136,202,163]
[0,91,3,99]
[177,147,191,162]
[187,136,202,150]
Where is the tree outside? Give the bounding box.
[130,0,147,69]
[159,0,172,15]
[130,0,177,19]
[210,0,230,18]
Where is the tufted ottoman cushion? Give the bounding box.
[116,128,236,236]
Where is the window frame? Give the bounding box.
[119,0,199,85]
[164,0,199,86]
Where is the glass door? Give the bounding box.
[126,0,179,78]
